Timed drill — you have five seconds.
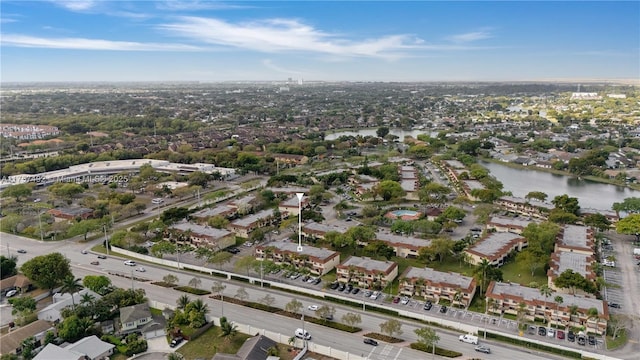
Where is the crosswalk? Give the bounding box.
[367,344,403,360]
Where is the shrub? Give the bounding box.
[151,281,177,288]
[363,332,403,343]
[479,331,581,358]
[175,286,211,295]
[410,343,463,358]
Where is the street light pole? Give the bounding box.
[296,193,304,252]
[103,225,110,255]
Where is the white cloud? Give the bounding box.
[262,59,304,75]
[55,0,97,11]
[159,17,431,59]
[1,34,203,51]
[157,1,252,11]
[447,31,492,43]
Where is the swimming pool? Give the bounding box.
[385,209,422,220]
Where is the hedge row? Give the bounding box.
[363,332,403,343]
[150,281,177,288]
[410,343,463,358]
[174,286,211,295]
[479,331,581,359]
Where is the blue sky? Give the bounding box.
[1,1,638,82]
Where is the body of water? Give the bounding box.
[325,128,438,141]
[481,160,640,211]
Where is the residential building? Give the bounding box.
[486,216,534,234]
[191,205,238,223]
[486,281,608,335]
[301,222,350,242]
[228,209,278,238]
[555,225,595,255]
[336,256,398,289]
[374,231,432,258]
[38,289,101,322]
[399,165,420,200]
[278,194,309,217]
[465,232,527,266]
[399,267,476,307]
[0,320,54,356]
[547,251,597,295]
[47,207,94,221]
[0,274,33,295]
[461,180,485,201]
[212,334,278,360]
[120,303,153,333]
[495,196,554,219]
[167,221,235,250]
[580,208,619,224]
[34,335,115,360]
[255,241,340,275]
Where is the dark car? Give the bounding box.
[312,278,322,285]
[346,284,353,293]
[423,301,433,311]
[226,247,240,254]
[90,261,100,265]
[557,330,565,340]
[538,327,547,336]
[351,288,360,295]
[97,255,107,259]
[330,282,339,290]
[567,331,576,342]
[439,305,448,314]
[577,336,586,346]
[392,297,400,304]
[608,302,621,309]
[588,335,596,346]
[338,283,346,292]
[364,338,378,346]
[16,249,27,254]
[170,336,184,348]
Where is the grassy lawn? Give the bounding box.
[110,354,128,360]
[606,329,628,350]
[500,260,547,286]
[177,325,250,359]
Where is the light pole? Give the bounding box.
[296,192,304,252]
[103,225,110,255]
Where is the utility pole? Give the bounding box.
[103,225,110,255]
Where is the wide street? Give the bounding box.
[3,234,608,360]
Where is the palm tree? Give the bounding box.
[189,299,209,316]
[568,304,579,326]
[539,285,552,323]
[80,293,95,306]
[474,258,491,297]
[188,276,202,289]
[177,294,191,310]
[516,302,528,330]
[453,290,463,308]
[219,317,237,343]
[553,295,564,329]
[587,307,600,335]
[60,276,84,310]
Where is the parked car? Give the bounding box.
[170,336,183,348]
[124,260,136,266]
[538,327,547,336]
[577,335,586,346]
[608,302,621,309]
[363,338,378,346]
[557,330,565,340]
[588,335,596,345]
[400,296,410,305]
[439,305,448,314]
[330,282,339,290]
[528,325,537,335]
[97,255,107,259]
[351,287,359,295]
[547,328,555,338]
[567,331,576,342]
[474,345,491,354]
[423,301,433,311]
[392,297,400,304]
[81,250,88,254]
[5,289,18,297]
[226,247,240,254]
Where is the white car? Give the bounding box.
[307,305,319,311]
[547,328,555,338]
[5,289,18,297]
[124,260,136,266]
[136,267,146,272]
[400,296,410,305]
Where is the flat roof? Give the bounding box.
[467,232,523,258]
[400,179,419,191]
[231,209,275,227]
[489,281,605,314]
[403,266,474,289]
[170,221,232,238]
[463,180,485,190]
[443,160,465,169]
[192,205,236,218]
[559,225,592,250]
[487,216,534,229]
[339,256,397,273]
[550,251,593,278]
[258,241,338,260]
[375,231,432,248]
[498,196,555,210]
[302,221,349,234]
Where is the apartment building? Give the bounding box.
[255,241,340,275]
[555,225,595,255]
[495,196,554,219]
[486,281,608,335]
[486,215,534,234]
[167,221,235,250]
[336,256,398,289]
[465,232,527,266]
[278,194,310,217]
[547,251,597,295]
[191,205,238,223]
[374,231,432,258]
[228,208,278,238]
[301,222,350,241]
[399,267,476,307]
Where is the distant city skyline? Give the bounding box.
[1,1,638,83]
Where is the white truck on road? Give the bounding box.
[459,334,479,345]
[633,248,640,256]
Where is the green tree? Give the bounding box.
[553,296,564,328]
[341,312,361,327]
[516,247,547,276]
[0,255,17,279]
[1,183,33,202]
[188,277,202,289]
[376,126,390,138]
[150,241,176,258]
[219,316,238,343]
[539,284,552,323]
[177,294,191,310]
[414,327,440,359]
[60,276,84,310]
[583,213,611,232]
[379,318,403,337]
[316,305,336,322]
[373,180,405,201]
[162,274,179,286]
[20,336,36,360]
[82,275,111,295]
[58,315,97,342]
[21,253,72,294]
[285,298,303,315]
[234,255,258,275]
[425,238,455,263]
[525,191,548,202]
[8,297,36,316]
[553,269,595,295]
[66,219,101,241]
[616,213,640,238]
[552,194,580,216]
[473,258,492,297]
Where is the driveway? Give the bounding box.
[146,336,172,353]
